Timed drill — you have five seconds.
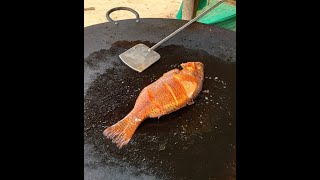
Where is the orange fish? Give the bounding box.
[103,62,204,148]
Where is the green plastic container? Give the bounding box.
[176,0,236,31]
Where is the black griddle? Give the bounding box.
[84,18,236,180]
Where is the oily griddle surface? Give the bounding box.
[84,41,235,180]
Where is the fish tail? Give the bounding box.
[103,115,142,149]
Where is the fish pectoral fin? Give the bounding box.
[187,100,195,105]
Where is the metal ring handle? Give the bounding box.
[106,7,140,25]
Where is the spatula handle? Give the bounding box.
[148,0,226,52]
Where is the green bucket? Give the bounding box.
[176,0,236,31]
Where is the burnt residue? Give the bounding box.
[84,41,236,180]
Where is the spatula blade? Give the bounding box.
[119,44,160,73]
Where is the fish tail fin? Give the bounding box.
[103,116,142,149]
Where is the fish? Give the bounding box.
[103,62,204,148]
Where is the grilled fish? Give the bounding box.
[103,62,204,148]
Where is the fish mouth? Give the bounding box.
[180,62,204,74]
[194,62,204,70]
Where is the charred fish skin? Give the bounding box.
[103,62,204,148]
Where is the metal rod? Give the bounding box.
[148,0,226,51]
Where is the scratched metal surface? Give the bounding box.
[84,18,236,180]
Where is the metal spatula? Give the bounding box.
[119,0,226,72]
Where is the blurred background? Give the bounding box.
[84,0,236,30]
[84,0,183,27]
